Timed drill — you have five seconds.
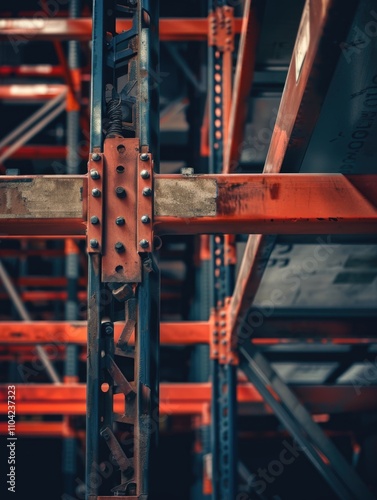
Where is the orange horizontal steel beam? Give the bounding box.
[0,84,66,100]
[1,384,377,416]
[2,174,377,236]
[0,18,243,42]
[0,65,64,77]
[0,145,67,159]
[0,421,77,437]
[0,321,210,345]
[0,383,259,415]
[154,174,377,235]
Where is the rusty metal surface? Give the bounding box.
[101,138,141,283]
[154,174,377,235]
[2,173,377,236]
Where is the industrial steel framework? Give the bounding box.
[0,0,376,499]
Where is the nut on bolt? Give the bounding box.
[90,239,99,248]
[141,215,150,224]
[90,216,99,225]
[115,242,125,253]
[91,153,101,161]
[115,216,125,226]
[92,188,101,197]
[115,186,126,198]
[90,169,100,180]
[140,153,149,161]
[142,187,152,197]
[140,169,150,179]
[139,239,149,249]
[104,324,114,335]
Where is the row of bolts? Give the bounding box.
[89,152,151,251]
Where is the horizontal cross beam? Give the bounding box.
[0,18,243,42]
[0,174,376,237]
[1,383,376,416]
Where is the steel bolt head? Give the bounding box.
[140,169,150,179]
[139,239,149,249]
[90,239,99,248]
[91,153,101,161]
[213,350,218,356]
[90,215,99,225]
[221,330,226,336]
[141,215,150,224]
[105,325,113,335]
[92,188,101,197]
[115,216,125,226]
[142,187,152,197]
[90,169,100,179]
[115,186,126,198]
[115,242,125,253]
[140,153,149,161]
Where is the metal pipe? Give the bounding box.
[0,260,61,384]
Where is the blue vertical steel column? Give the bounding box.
[86,1,159,497]
[64,1,81,496]
[139,0,159,167]
[208,1,237,499]
[86,254,102,498]
[86,1,109,497]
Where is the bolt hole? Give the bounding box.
[115,265,124,273]
[117,145,125,154]
[101,382,110,393]
[116,165,125,173]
